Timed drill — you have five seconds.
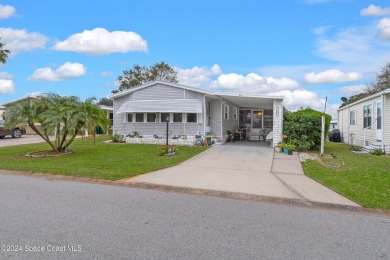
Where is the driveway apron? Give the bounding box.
[124,142,361,207]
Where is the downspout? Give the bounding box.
[204,96,206,137]
[347,106,350,144]
[381,94,386,153]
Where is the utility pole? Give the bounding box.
[320,97,328,157]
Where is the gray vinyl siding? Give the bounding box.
[210,99,222,136]
[338,96,382,147]
[112,96,127,134]
[221,98,239,135]
[113,84,206,137]
[385,94,390,148]
[133,83,190,100]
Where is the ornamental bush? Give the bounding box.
[283,108,331,151]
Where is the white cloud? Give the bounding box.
[338,84,367,96]
[361,4,390,17]
[0,79,15,93]
[305,69,362,84]
[0,28,48,53]
[0,72,13,80]
[28,62,86,81]
[175,64,222,87]
[210,72,299,94]
[53,28,147,55]
[100,71,113,77]
[376,18,390,41]
[266,89,339,117]
[0,5,15,19]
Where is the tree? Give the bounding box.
[114,61,178,93]
[5,94,109,153]
[0,39,11,64]
[366,62,390,94]
[340,63,390,107]
[97,97,113,106]
[283,108,331,151]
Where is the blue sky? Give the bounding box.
[1,0,390,117]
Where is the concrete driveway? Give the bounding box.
[123,142,360,207]
[0,135,48,147]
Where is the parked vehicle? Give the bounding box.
[0,120,24,138]
[329,128,341,142]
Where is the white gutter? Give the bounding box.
[381,94,386,152]
[338,88,390,111]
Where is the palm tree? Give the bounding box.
[0,39,11,64]
[5,93,110,153]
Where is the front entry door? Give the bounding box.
[376,100,382,142]
[252,110,263,129]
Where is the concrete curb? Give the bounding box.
[1,170,389,217]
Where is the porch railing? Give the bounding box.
[209,119,222,139]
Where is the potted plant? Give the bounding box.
[278,143,288,153]
[287,143,296,155]
[206,136,212,146]
[275,142,283,152]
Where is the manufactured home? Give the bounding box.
[109,81,284,145]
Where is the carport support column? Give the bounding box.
[273,99,283,147]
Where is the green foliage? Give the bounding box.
[0,137,207,180]
[5,93,109,152]
[283,108,331,151]
[97,97,113,106]
[371,148,384,156]
[340,63,390,107]
[111,134,125,143]
[303,142,390,209]
[0,38,11,64]
[113,61,178,93]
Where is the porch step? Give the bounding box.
[362,141,382,153]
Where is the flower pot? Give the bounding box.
[282,148,289,153]
[275,147,281,153]
[288,150,293,155]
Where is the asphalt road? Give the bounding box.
[0,173,389,260]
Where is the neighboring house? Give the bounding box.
[338,89,390,153]
[0,105,4,120]
[109,81,284,145]
[330,119,337,130]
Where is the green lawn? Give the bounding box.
[303,142,390,209]
[0,137,207,180]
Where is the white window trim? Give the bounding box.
[233,107,238,120]
[363,105,372,128]
[173,113,183,123]
[135,112,145,123]
[186,113,198,123]
[160,113,171,123]
[224,104,229,120]
[127,112,133,123]
[349,110,356,125]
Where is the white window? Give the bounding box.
[146,113,156,123]
[126,113,133,123]
[187,113,197,123]
[161,113,170,122]
[224,104,229,120]
[173,113,183,123]
[135,113,144,123]
[363,105,372,128]
[233,107,238,120]
[350,110,356,125]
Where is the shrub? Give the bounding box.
[158,144,177,156]
[283,108,331,151]
[371,148,384,156]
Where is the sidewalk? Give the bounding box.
[120,144,360,208]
